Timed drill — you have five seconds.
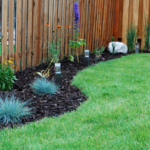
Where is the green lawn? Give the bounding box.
[1,54,150,149]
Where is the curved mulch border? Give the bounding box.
[1,50,147,129]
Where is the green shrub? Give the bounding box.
[30,78,59,95]
[0,59,17,91]
[126,24,137,52]
[0,94,32,125]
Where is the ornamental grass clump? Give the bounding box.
[30,78,59,95]
[0,58,17,91]
[126,24,137,52]
[0,94,32,125]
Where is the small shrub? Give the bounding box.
[0,59,17,91]
[0,94,32,125]
[30,78,59,95]
[126,24,137,52]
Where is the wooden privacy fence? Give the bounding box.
[114,0,150,49]
[0,0,116,71]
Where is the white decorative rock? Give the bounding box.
[108,42,128,54]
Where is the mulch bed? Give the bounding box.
[0,50,148,129]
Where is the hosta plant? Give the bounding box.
[30,78,59,95]
[0,58,17,91]
[0,94,32,125]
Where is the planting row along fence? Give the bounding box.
[0,0,116,72]
[114,0,150,49]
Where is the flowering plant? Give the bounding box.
[69,2,86,63]
[0,58,17,91]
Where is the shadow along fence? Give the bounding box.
[0,0,116,71]
[114,0,150,49]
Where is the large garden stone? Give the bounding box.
[108,42,128,54]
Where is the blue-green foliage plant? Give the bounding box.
[0,94,32,125]
[30,78,59,95]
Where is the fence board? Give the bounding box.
[9,0,14,69]
[27,0,33,68]
[16,0,22,71]
[43,0,48,62]
[2,0,8,63]
[22,0,27,70]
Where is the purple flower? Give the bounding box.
[74,2,80,30]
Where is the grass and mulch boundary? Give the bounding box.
[1,52,150,149]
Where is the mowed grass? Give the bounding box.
[1,54,150,150]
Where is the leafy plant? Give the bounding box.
[126,24,137,52]
[34,58,54,78]
[144,17,150,50]
[111,36,115,42]
[69,2,86,63]
[0,94,32,125]
[48,39,61,63]
[94,41,108,60]
[0,59,17,91]
[30,78,59,95]
[69,55,74,62]
[69,32,86,63]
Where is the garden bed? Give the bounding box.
[0,50,148,129]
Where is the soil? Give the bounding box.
[0,50,148,129]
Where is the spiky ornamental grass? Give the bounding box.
[0,94,32,125]
[30,78,59,95]
[126,24,137,52]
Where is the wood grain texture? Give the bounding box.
[122,0,129,44]
[2,0,8,63]
[9,0,14,69]
[27,0,33,68]
[22,0,27,70]
[16,0,22,71]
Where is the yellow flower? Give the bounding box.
[10,58,14,60]
[14,65,15,68]
[5,63,7,65]
[8,60,13,64]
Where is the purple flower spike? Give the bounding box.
[74,2,80,30]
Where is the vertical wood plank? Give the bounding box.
[114,0,119,40]
[53,0,58,42]
[122,0,129,44]
[39,0,44,63]
[138,0,143,38]
[9,0,14,69]
[69,0,73,56]
[36,0,41,65]
[142,0,149,48]
[32,0,38,66]
[27,0,33,68]
[22,0,27,70]
[16,0,22,71]
[49,0,53,50]
[2,0,8,62]
[85,0,89,49]
[133,0,139,35]
[65,0,69,56]
[43,0,48,62]
[118,0,123,39]
[61,0,66,59]
[128,0,133,26]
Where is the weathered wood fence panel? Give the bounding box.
[114,0,150,49]
[0,0,116,71]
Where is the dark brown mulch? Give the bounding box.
[0,50,146,129]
